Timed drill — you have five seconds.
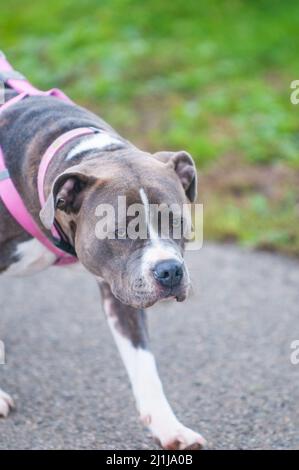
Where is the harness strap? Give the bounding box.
[0,124,96,264]
[0,146,72,260]
[37,127,97,241]
[0,51,73,101]
[0,51,94,265]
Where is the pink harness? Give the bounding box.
[0,52,96,265]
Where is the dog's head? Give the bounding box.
[40,149,197,308]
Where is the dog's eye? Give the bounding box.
[115,227,127,239]
[56,197,66,209]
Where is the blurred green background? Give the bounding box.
[1,0,299,255]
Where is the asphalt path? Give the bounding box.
[0,243,298,449]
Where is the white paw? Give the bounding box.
[155,424,206,450]
[141,413,206,450]
[0,389,14,418]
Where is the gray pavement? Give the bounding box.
[0,243,298,449]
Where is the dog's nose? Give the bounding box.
[153,260,183,288]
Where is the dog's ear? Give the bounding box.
[39,171,92,230]
[153,150,197,202]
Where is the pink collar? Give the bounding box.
[0,52,96,266]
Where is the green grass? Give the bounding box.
[205,190,299,257]
[1,0,299,255]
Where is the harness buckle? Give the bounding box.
[0,70,26,82]
[0,169,10,182]
[88,126,102,133]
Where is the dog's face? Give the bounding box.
[41,150,197,308]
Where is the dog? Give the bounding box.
[0,52,205,450]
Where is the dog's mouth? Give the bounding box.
[110,268,189,309]
[166,290,188,303]
[175,293,187,302]
[125,284,188,308]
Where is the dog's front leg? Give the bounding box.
[99,281,205,450]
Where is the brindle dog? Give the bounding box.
[0,81,205,449]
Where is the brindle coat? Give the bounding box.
[0,79,205,450]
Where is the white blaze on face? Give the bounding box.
[139,188,183,273]
[139,188,158,242]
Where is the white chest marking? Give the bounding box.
[66,132,124,161]
[3,239,56,277]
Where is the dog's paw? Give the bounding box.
[141,412,206,450]
[155,425,206,450]
[0,389,14,418]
